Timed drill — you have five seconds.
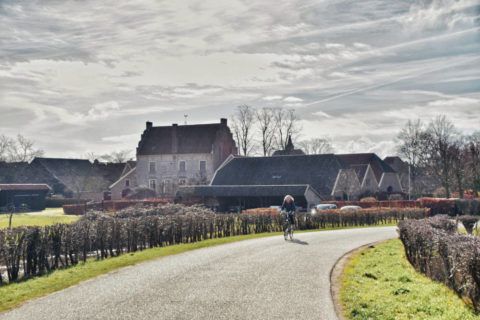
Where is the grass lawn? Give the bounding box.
[341,239,480,320]
[0,208,80,229]
[0,224,396,313]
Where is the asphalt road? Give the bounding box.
[1,227,397,320]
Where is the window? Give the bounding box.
[125,179,130,187]
[163,179,172,194]
[149,161,156,173]
[199,160,207,172]
[149,179,157,191]
[179,160,186,172]
[179,178,187,185]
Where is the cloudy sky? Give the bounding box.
[0,0,479,158]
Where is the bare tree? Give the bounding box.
[397,119,428,197]
[85,152,100,163]
[100,150,133,163]
[273,108,300,150]
[298,138,334,154]
[424,115,458,198]
[231,105,256,156]
[0,135,13,162]
[6,134,44,162]
[467,131,480,197]
[255,107,276,156]
[450,136,468,198]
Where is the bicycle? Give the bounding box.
[282,211,295,241]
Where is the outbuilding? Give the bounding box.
[176,184,321,212]
[0,184,51,211]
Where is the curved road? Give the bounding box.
[1,227,397,320]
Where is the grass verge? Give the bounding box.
[340,239,480,320]
[0,208,80,229]
[0,224,395,313]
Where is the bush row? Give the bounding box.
[321,198,480,216]
[63,199,171,215]
[0,205,426,284]
[398,216,480,312]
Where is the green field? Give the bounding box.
[341,239,480,320]
[0,208,80,229]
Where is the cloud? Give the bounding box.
[86,101,120,120]
[0,0,478,157]
[262,95,283,101]
[283,96,303,102]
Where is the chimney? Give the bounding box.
[172,123,178,154]
[220,118,227,126]
[146,121,153,130]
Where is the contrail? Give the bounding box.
[304,55,480,107]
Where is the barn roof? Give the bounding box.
[137,120,231,155]
[0,184,51,191]
[336,153,395,182]
[176,184,317,198]
[210,154,346,196]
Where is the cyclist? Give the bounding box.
[281,195,296,240]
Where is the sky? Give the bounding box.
[0,0,479,159]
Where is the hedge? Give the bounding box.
[0,205,427,285]
[399,216,480,312]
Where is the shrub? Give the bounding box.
[360,197,377,202]
[0,205,425,285]
[399,217,480,312]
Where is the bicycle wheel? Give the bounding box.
[289,225,293,240]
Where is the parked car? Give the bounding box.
[340,205,362,211]
[316,204,337,210]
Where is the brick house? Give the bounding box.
[111,118,237,199]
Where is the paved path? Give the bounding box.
[1,227,397,320]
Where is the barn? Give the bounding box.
[0,184,51,211]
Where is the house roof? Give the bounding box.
[0,184,51,191]
[0,161,58,185]
[176,184,317,198]
[137,121,229,155]
[336,153,395,182]
[350,164,369,182]
[384,156,408,173]
[210,154,347,196]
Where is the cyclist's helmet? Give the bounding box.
[284,195,294,202]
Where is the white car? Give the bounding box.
[340,205,362,211]
[316,204,337,210]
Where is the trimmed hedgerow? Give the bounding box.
[0,205,426,285]
[399,216,480,312]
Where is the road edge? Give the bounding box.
[329,240,388,320]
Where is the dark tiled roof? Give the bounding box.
[384,156,408,173]
[336,153,395,182]
[137,123,228,155]
[272,149,305,156]
[177,185,315,198]
[350,164,368,182]
[93,162,126,186]
[0,161,57,185]
[211,154,346,196]
[0,184,51,191]
[33,158,93,177]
